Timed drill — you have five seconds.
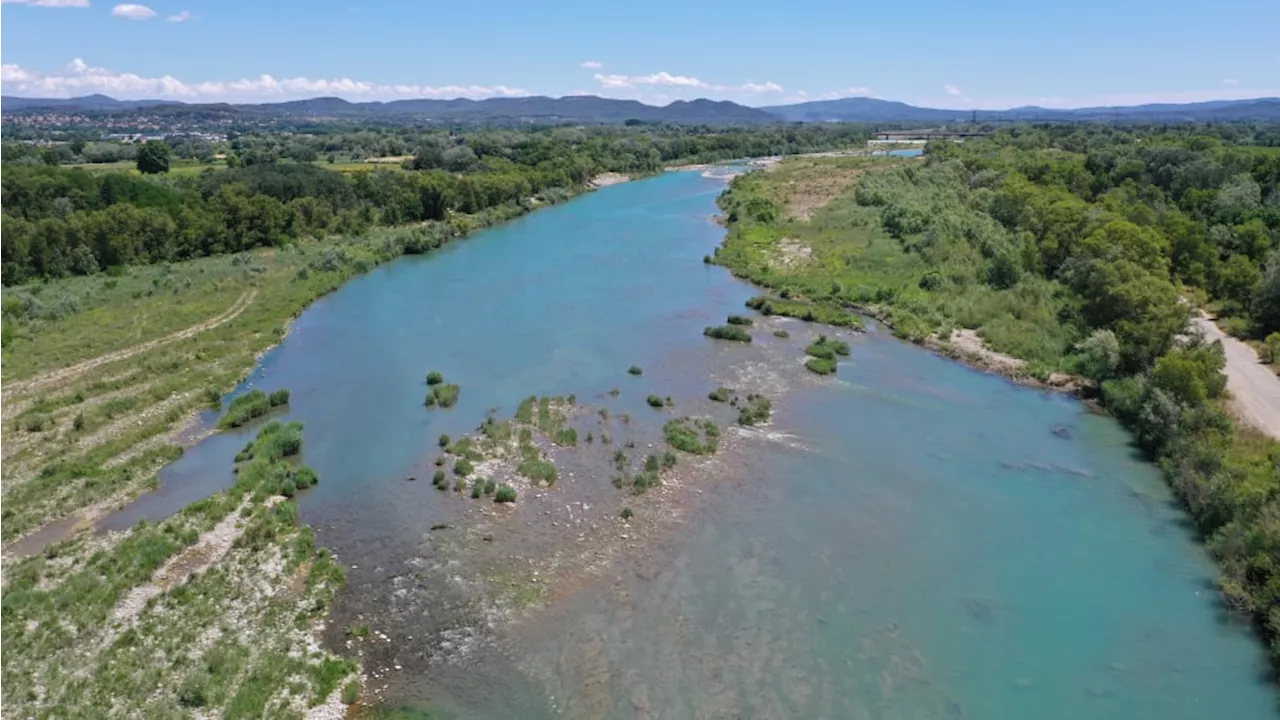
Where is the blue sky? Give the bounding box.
[2,0,1278,107]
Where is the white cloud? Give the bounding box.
[1,58,530,101]
[1,64,38,82]
[1223,78,1240,85]
[111,2,154,19]
[820,86,871,100]
[944,84,963,96]
[1,0,90,6]
[589,70,787,103]
[579,60,602,69]
[167,10,191,21]
[740,81,783,94]
[594,71,709,89]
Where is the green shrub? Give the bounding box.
[454,457,474,476]
[494,484,517,503]
[454,478,466,492]
[1222,316,1251,338]
[432,383,461,408]
[645,454,660,472]
[662,451,677,469]
[219,389,288,429]
[432,470,447,488]
[293,466,319,489]
[204,386,223,408]
[726,314,753,326]
[438,433,450,447]
[703,325,752,342]
[515,395,536,423]
[628,365,643,376]
[484,479,497,495]
[426,383,461,408]
[806,335,850,359]
[518,457,558,485]
[72,412,86,431]
[805,357,838,375]
[426,370,444,385]
[1264,332,1280,364]
[663,418,718,455]
[647,394,665,408]
[554,427,578,446]
[737,394,772,426]
[631,470,660,494]
[177,674,210,708]
[341,681,360,705]
[471,482,483,498]
[773,329,790,338]
[708,387,732,402]
[620,507,634,519]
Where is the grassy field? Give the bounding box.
[63,159,220,176]
[324,160,409,173]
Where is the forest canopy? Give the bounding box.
[0,124,870,285]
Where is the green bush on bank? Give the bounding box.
[737,394,772,426]
[805,357,837,375]
[219,388,291,429]
[663,417,719,455]
[425,383,460,408]
[703,325,752,343]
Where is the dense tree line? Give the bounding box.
[1,125,869,285]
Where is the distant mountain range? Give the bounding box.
[763,96,1280,123]
[0,93,779,125]
[3,93,1279,125]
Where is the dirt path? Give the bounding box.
[2,289,256,404]
[1193,312,1280,439]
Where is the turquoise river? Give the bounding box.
[114,169,1277,718]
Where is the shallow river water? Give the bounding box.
[112,170,1275,718]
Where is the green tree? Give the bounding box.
[135,140,171,174]
[1216,253,1262,312]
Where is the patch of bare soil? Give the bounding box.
[771,164,866,220]
[930,329,1083,393]
[770,238,813,269]
[590,173,631,188]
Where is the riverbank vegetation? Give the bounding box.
[663,417,720,455]
[0,423,357,717]
[717,125,1280,666]
[218,387,291,429]
[1,125,870,286]
[736,394,773,426]
[703,324,752,342]
[425,382,461,408]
